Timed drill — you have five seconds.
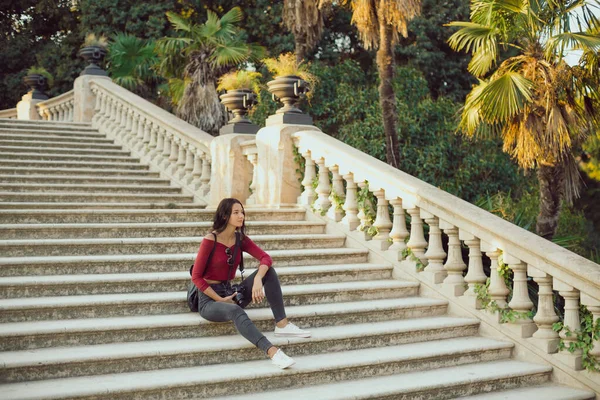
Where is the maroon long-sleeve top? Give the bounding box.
[192,235,273,292]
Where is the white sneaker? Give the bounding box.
[274,322,311,338]
[271,349,296,369]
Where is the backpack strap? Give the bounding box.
[189,233,217,276]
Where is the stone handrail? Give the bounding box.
[0,108,17,119]
[291,128,600,374]
[36,90,75,122]
[89,79,213,202]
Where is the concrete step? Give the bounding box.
[0,202,204,210]
[0,144,129,155]
[0,192,193,204]
[0,151,137,163]
[218,361,552,400]
[0,182,181,194]
[0,139,121,150]
[0,132,113,143]
[0,298,451,350]
[1,234,347,257]
[0,174,171,186]
[0,248,370,276]
[452,385,596,400]
[0,333,503,384]
[0,159,149,170]
[0,220,326,239]
[0,358,550,400]
[0,279,416,322]
[0,264,393,298]
[0,121,95,131]
[0,207,305,224]
[0,166,160,177]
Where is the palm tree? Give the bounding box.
[108,33,159,99]
[448,0,600,240]
[325,0,421,168]
[156,7,265,134]
[283,0,329,64]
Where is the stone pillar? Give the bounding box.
[326,165,345,222]
[462,233,487,308]
[580,293,600,361]
[298,150,317,206]
[371,189,392,250]
[208,134,256,208]
[73,75,111,123]
[253,125,320,208]
[406,207,427,265]
[480,243,509,309]
[340,173,360,231]
[16,93,43,120]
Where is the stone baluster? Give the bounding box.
[406,207,427,265]
[314,158,331,213]
[246,152,259,205]
[106,100,119,137]
[95,92,107,128]
[200,155,211,195]
[421,213,446,283]
[152,125,166,163]
[122,109,134,144]
[581,293,600,362]
[181,144,195,182]
[554,280,583,370]
[132,115,146,151]
[480,244,509,309]
[109,102,122,139]
[341,173,360,231]
[98,97,110,134]
[147,122,159,159]
[527,266,560,353]
[441,223,467,296]
[191,149,205,189]
[116,103,128,141]
[160,132,173,169]
[388,198,409,260]
[68,100,74,121]
[91,90,102,127]
[58,104,65,121]
[173,140,188,179]
[39,108,48,121]
[356,181,373,239]
[461,233,487,308]
[127,114,139,147]
[326,165,345,222]
[166,137,181,175]
[138,117,152,153]
[371,189,392,250]
[504,254,536,338]
[298,150,317,206]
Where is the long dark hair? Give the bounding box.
[212,198,246,236]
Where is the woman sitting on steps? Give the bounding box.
[192,197,311,369]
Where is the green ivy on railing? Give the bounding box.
[357,182,378,237]
[402,247,425,272]
[473,281,535,323]
[292,145,305,186]
[552,305,600,372]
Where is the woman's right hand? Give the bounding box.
[218,293,237,304]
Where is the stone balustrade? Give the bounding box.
[36,90,75,122]
[289,128,600,374]
[0,108,17,119]
[89,79,213,203]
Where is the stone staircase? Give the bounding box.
[0,119,594,399]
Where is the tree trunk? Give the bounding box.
[376,21,400,169]
[295,32,307,66]
[536,163,565,240]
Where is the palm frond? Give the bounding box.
[447,22,497,55]
[219,7,244,34]
[546,32,600,59]
[166,12,192,33]
[478,71,534,123]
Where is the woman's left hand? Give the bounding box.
[252,277,265,304]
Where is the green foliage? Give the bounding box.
[474,280,535,324]
[356,182,377,236]
[216,70,262,94]
[83,33,108,49]
[553,305,600,372]
[402,247,426,272]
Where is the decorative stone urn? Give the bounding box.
[23,74,49,100]
[219,89,260,135]
[266,75,312,125]
[79,46,108,76]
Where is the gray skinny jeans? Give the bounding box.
[198,267,286,353]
